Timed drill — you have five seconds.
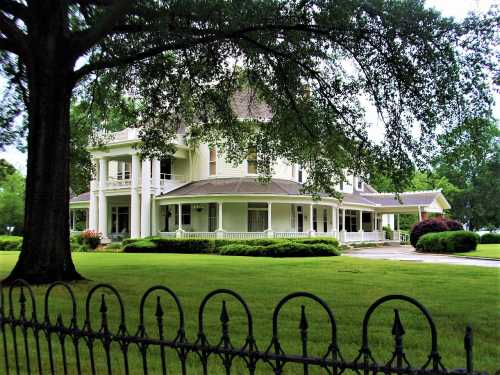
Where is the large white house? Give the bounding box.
[70,93,450,243]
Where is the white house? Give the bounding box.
[69,92,450,243]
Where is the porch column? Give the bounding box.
[152,158,161,194]
[265,202,273,237]
[336,207,340,236]
[359,210,364,242]
[85,208,89,229]
[89,180,98,230]
[130,154,141,238]
[98,158,108,238]
[71,209,76,231]
[140,158,151,237]
[216,202,224,238]
[309,204,315,236]
[331,206,336,237]
[341,208,346,242]
[178,203,183,231]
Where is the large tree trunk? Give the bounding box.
[3,3,83,284]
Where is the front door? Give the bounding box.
[297,206,304,232]
[111,206,129,235]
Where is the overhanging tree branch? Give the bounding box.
[0,0,28,20]
[71,0,134,56]
[0,10,28,59]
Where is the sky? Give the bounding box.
[1,0,498,174]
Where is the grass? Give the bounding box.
[0,251,498,374]
[455,244,500,259]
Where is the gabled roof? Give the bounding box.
[70,192,90,203]
[360,190,450,208]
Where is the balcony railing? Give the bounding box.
[106,178,131,189]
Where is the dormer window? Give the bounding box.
[298,166,303,183]
[356,178,363,191]
[209,147,217,176]
[247,145,257,174]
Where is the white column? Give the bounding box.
[141,158,152,238]
[98,158,108,238]
[178,203,182,231]
[70,210,75,230]
[309,204,315,236]
[359,210,364,242]
[331,206,336,236]
[89,181,98,230]
[266,202,273,237]
[218,202,223,230]
[130,154,141,238]
[152,158,161,194]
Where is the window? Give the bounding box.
[247,146,257,174]
[344,210,358,232]
[313,208,318,231]
[298,167,303,183]
[247,203,268,232]
[161,159,172,180]
[323,208,328,232]
[111,206,129,234]
[297,206,304,232]
[175,204,191,225]
[208,203,217,232]
[209,148,217,176]
[339,181,344,191]
[117,161,130,180]
[357,178,363,190]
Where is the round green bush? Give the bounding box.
[416,231,479,253]
[480,233,500,244]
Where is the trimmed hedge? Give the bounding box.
[480,233,500,244]
[219,242,339,257]
[410,218,463,247]
[123,237,341,257]
[416,231,479,253]
[0,235,22,251]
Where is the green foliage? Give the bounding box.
[0,235,22,251]
[105,242,123,250]
[383,226,394,240]
[0,159,16,182]
[0,171,25,235]
[480,233,500,244]
[123,237,340,257]
[416,231,479,253]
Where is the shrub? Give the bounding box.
[105,242,123,251]
[410,219,449,247]
[480,233,500,244]
[122,238,140,246]
[123,240,157,252]
[0,235,22,251]
[219,241,340,257]
[416,231,479,253]
[383,226,393,240]
[444,219,464,231]
[80,230,102,250]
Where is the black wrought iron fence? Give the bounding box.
[0,279,489,375]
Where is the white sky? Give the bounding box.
[1,0,498,174]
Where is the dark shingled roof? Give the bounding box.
[70,192,90,203]
[230,90,272,120]
[161,178,388,206]
[361,192,441,206]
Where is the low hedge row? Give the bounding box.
[123,237,340,257]
[0,235,22,251]
[480,233,500,244]
[416,231,479,253]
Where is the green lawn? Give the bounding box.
[456,244,500,259]
[0,251,498,374]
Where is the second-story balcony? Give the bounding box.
[101,173,188,194]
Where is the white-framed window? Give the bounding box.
[313,207,318,231]
[247,203,268,232]
[247,145,258,174]
[356,177,363,191]
[209,147,217,176]
[298,166,303,183]
[323,208,328,232]
[117,161,130,180]
[175,204,191,225]
[344,210,358,232]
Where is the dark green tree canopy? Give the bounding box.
[0,0,497,283]
[2,0,497,194]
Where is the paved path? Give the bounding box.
[343,246,500,268]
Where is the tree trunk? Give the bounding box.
[3,5,83,284]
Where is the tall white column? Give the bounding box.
[218,202,223,230]
[89,180,98,230]
[131,154,141,238]
[177,203,182,231]
[309,204,315,236]
[140,158,151,238]
[152,158,161,194]
[98,158,108,238]
[331,206,336,236]
[266,202,273,237]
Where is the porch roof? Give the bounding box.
[70,192,90,203]
[360,190,450,208]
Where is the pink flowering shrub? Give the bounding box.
[80,230,102,250]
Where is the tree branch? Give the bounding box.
[0,10,28,59]
[0,35,19,54]
[71,0,134,56]
[0,0,28,20]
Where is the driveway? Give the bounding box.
[343,245,500,268]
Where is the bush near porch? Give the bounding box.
[122,237,341,257]
[416,231,479,253]
[480,232,500,244]
[410,218,463,247]
[0,235,22,250]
